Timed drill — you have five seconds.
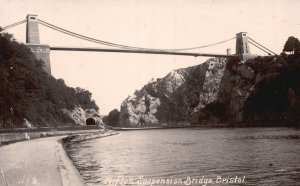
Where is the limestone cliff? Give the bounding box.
[118,53,300,127]
[118,58,227,127]
[62,107,103,126]
[197,55,300,126]
[195,58,256,124]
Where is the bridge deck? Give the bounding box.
[50,46,237,58]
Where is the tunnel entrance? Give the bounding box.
[86,118,96,125]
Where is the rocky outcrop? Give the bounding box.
[85,109,103,125]
[118,92,162,127]
[118,58,227,127]
[211,59,256,123]
[62,107,103,126]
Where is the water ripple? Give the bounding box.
[66,127,300,186]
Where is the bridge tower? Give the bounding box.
[235,32,256,61]
[25,14,51,74]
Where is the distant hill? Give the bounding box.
[0,29,99,128]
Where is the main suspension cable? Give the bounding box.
[38,19,145,50]
[248,37,277,55]
[170,37,236,51]
[2,18,236,52]
[38,21,127,49]
[37,18,235,52]
[248,41,272,55]
[1,19,26,31]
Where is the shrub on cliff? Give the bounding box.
[0,29,98,128]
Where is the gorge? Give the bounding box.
[115,40,300,127]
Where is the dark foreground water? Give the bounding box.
[66,128,300,186]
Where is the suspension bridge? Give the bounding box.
[1,14,276,75]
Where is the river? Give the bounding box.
[66,127,300,186]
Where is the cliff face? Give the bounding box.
[203,59,256,124]
[118,53,300,127]
[62,107,103,126]
[118,58,227,127]
[197,55,300,126]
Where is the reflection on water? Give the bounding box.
[66,127,300,186]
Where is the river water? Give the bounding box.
[66,127,300,186]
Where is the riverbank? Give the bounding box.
[0,128,106,146]
[62,130,118,143]
[111,124,230,131]
[0,130,118,186]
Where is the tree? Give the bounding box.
[0,29,100,128]
[283,36,300,54]
[104,109,120,126]
[0,31,14,60]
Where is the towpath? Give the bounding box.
[0,136,85,186]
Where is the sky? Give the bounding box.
[1,0,300,114]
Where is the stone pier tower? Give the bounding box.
[25,14,51,74]
[235,32,256,61]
